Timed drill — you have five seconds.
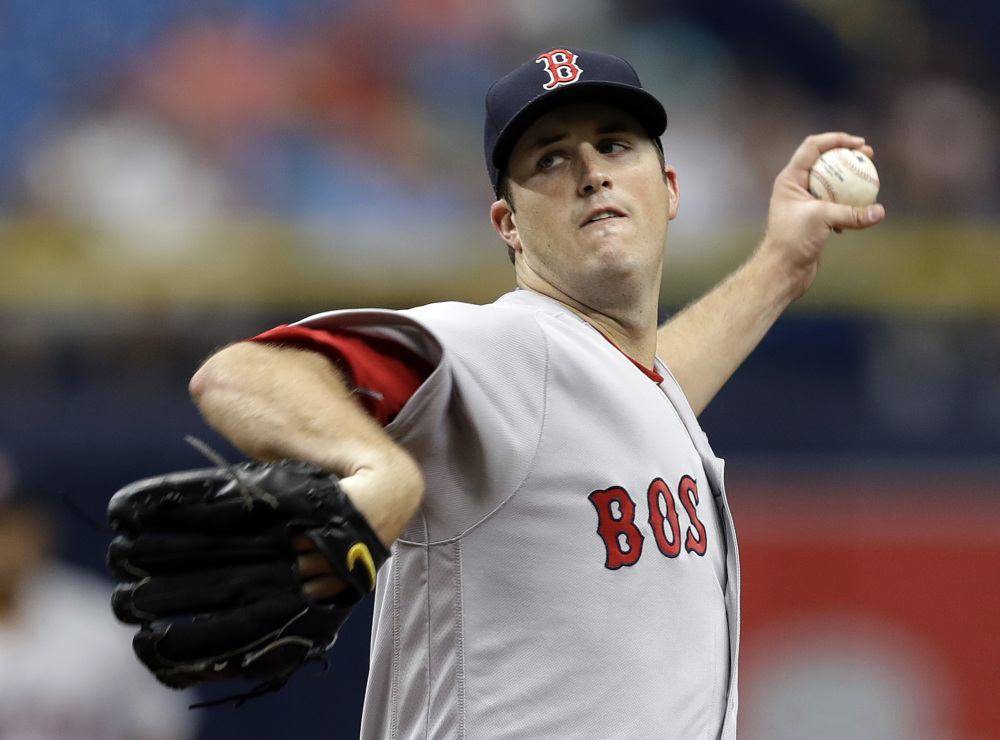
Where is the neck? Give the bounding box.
[515,273,660,368]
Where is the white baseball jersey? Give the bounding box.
[299,289,740,740]
[0,563,198,740]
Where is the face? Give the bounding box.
[491,102,678,307]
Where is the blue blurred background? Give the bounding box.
[0,0,998,738]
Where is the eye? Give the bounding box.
[539,152,566,169]
[598,141,628,155]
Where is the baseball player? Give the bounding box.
[110,47,884,738]
[0,490,198,740]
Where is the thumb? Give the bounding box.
[829,203,886,233]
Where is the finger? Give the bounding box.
[297,549,333,579]
[112,563,297,622]
[302,574,348,602]
[108,467,233,533]
[293,535,348,601]
[109,533,289,579]
[293,537,338,579]
[132,592,327,683]
[785,132,869,179]
[827,203,886,232]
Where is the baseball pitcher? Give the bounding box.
[108,47,884,739]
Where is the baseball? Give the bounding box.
[808,147,880,207]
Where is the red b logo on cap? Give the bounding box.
[536,49,583,90]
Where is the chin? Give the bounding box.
[590,245,646,277]
[576,256,645,296]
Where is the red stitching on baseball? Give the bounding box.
[833,149,879,187]
[810,171,837,201]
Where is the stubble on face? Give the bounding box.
[503,103,675,314]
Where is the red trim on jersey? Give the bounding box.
[595,331,664,383]
[250,325,433,426]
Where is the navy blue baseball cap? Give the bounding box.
[484,47,668,196]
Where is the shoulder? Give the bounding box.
[297,291,570,359]
[296,290,575,333]
[406,292,595,374]
[290,291,596,380]
[404,292,551,338]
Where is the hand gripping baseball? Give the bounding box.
[107,456,390,705]
[761,132,885,299]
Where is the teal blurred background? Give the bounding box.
[1,1,998,738]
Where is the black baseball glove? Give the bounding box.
[107,456,390,704]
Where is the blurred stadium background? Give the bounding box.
[0,0,998,738]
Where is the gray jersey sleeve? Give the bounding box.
[295,300,548,543]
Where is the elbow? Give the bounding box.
[189,353,220,407]
[188,360,212,406]
[188,343,247,411]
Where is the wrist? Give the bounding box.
[337,445,425,547]
[751,235,818,307]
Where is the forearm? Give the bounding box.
[189,341,424,545]
[659,132,885,416]
[657,245,800,416]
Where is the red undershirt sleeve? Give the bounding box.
[249,324,435,427]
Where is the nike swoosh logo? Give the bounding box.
[347,543,378,591]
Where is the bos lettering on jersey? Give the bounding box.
[536,49,583,90]
[589,476,708,570]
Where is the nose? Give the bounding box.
[575,144,611,196]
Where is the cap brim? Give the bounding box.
[491,82,668,174]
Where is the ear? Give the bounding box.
[663,165,680,221]
[490,199,522,253]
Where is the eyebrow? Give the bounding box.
[524,119,640,153]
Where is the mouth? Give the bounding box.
[580,208,626,228]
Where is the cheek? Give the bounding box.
[514,204,558,252]
[645,179,674,228]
